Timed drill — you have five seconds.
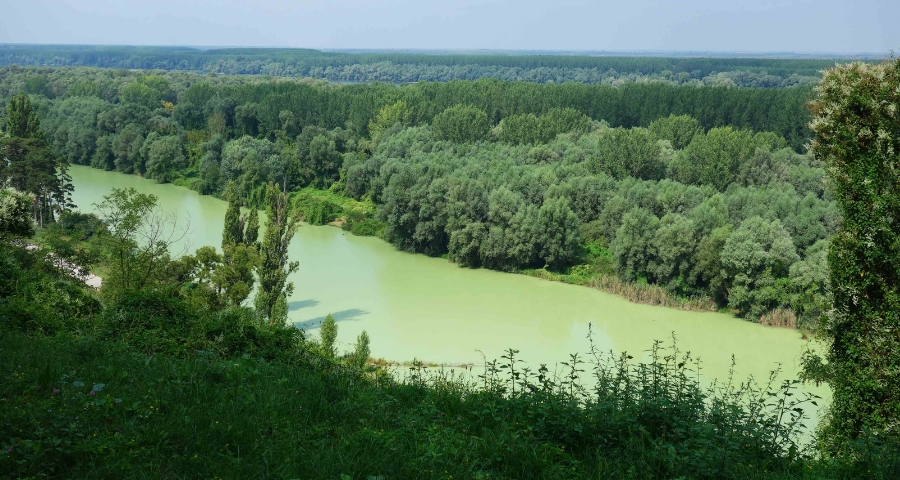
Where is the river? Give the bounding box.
[68,165,828,423]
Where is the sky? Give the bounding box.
[0,0,897,54]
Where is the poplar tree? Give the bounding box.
[218,184,260,307]
[351,330,370,369]
[222,199,243,247]
[243,209,259,247]
[254,183,299,324]
[804,59,900,449]
[320,314,337,358]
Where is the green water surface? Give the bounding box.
[69,165,828,422]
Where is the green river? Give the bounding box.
[69,165,829,424]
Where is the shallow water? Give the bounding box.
[69,165,829,425]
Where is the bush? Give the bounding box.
[342,210,385,237]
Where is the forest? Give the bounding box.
[0,44,849,87]
[0,65,830,327]
[0,58,898,479]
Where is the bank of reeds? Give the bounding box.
[759,308,799,328]
[523,268,717,312]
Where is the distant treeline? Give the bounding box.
[0,44,841,88]
[0,66,815,149]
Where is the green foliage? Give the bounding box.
[0,66,838,322]
[0,190,895,477]
[217,244,260,307]
[214,196,261,308]
[118,75,173,108]
[5,93,42,138]
[0,244,102,335]
[92,188,178,298]
[497,112,541,145]
[540,107,591,139]
[1,45,838,88]
[803,59,900,450]
[594,127,666,180]
[0,326,849,479]
[649,114,703,150]
[368,100,411,139]
[243,208,259,245]
[720,217,799,318]
[350,330,370,369]
[319,313,337,358]
[342,210,385,237]
[673,127,757,190]
[537,197,580,269]
[141,133,186,183]
[302,198,341,225]
[612,207,661,282]
[1,93,71,228]
[254,184,299,324]
[497,108,590,145]
[0,189,34,239]
[221,197,243,247]
[431,104,490,143]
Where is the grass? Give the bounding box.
[0,331,825,480]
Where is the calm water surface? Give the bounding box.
[69,165,829,423]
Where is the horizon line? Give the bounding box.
[0,42,890,59]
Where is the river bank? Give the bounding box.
[67,164,823,379]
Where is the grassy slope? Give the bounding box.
[1,330,824,480]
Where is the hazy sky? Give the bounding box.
[1,0,897,54]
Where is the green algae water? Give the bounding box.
[69,166,829,423]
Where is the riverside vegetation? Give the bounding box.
[1,66,830,327]
[1,58,899,478]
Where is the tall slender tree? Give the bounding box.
[254,183,299,324]
[218,186,260,308]
[222,199,244,247]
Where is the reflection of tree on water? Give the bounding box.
[294,308,369,330]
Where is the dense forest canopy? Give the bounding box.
[0,44,863,88]
[0,65,815,148]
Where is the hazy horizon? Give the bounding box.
[0,44,890,59]
[1,1,897,54]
